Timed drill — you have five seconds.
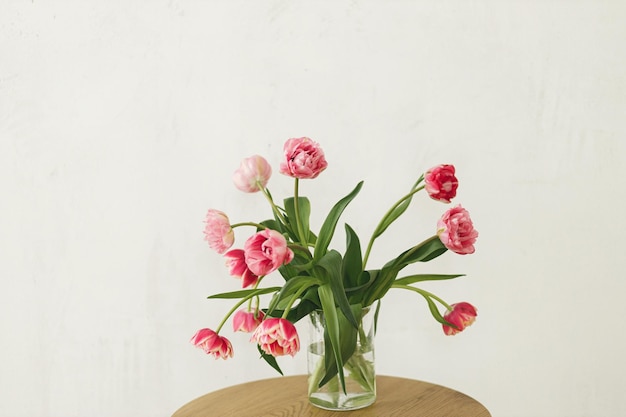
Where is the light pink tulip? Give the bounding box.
[233,155,272,193]
[243,229,294,276]
[203,209,235,254]
[224,249,260,288]
[424,164,458,203]
[190,328,234,359]
[442,302,478,335]
[232,309,265,333]
[251,318,300,357]
[437,205,478,255]
[279,137,328,179]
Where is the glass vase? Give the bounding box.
[307,307,376,411]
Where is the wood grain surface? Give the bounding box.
[172,375,491,417]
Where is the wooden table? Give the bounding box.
[172,375,491,417]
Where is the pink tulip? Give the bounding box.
[243,229,294,276]
[224,249,260,288]
[190,328,234,359]
[442,302,478,335]
[279,137,328,179]
[203,209,235,254]
[424,164,458,203]
[437,205,478,255]
[232,309,265,333]
[233,155,272,193]
[251,318,300,357]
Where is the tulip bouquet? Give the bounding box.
[191,137,478,395]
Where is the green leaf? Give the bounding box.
[373,300,381,334]
[363,237,449,306]
[262,195,296,241]
[285,196,311,242]
[315,250,357,328]
[364,235,448,305]
[394,274,465,286]
[257,345,283,375]
[270,286,321,323]
[260,219,284,233]
[320,304,363,387]
[317,285,346,392]
[314,181,363,261]
[342,224,363,290]
[265,276,321,317]
[278,256,312,281]
[207,287,282,299]
[394,236,448,267]
[362,266,400,306]
[284,297,320,323]
[346,271,376,304]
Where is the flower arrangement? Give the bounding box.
[192,137,478,392]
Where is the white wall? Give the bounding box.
[2,1,625,416]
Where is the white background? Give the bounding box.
[2,1,625,416]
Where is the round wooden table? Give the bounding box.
[172,375,491,417]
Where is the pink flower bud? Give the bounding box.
[437,205,478,255]
[279,137,328,179]
[190,328,234,359]
[251,318,300,357]
[243,229,294,276]
[442,302,478,335]
[424,164,458,203]
[233,155,272,193]
[224,249,260,288]
[232,309,265,333]
[203,209,235,254]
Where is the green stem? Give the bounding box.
[215,290,265,334]
[289,243,314,254]
[358,321,367,345]
[246,290,261,314]
[259,184,289,226]
[343,352,376,393]
[293,178,307,246]
[283,255,313,272]
[231,221,266,229]
[362,184,425,269]
[391,284,453,311]
[280,281,316,319]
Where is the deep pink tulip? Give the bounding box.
[232,309,265,333]
[425,164,458,203]
[437,205,478,255]
[224,249,260,288]
[251,318,300,357]
[279,137,328,179]
[203,209,235,254]
[243,229,294,276]
[233,155,272,193]
[442,302,478,335]
[190,328,234,359]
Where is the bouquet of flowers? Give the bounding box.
[191,137,478,395]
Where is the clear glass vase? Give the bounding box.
[307,307,376,411]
